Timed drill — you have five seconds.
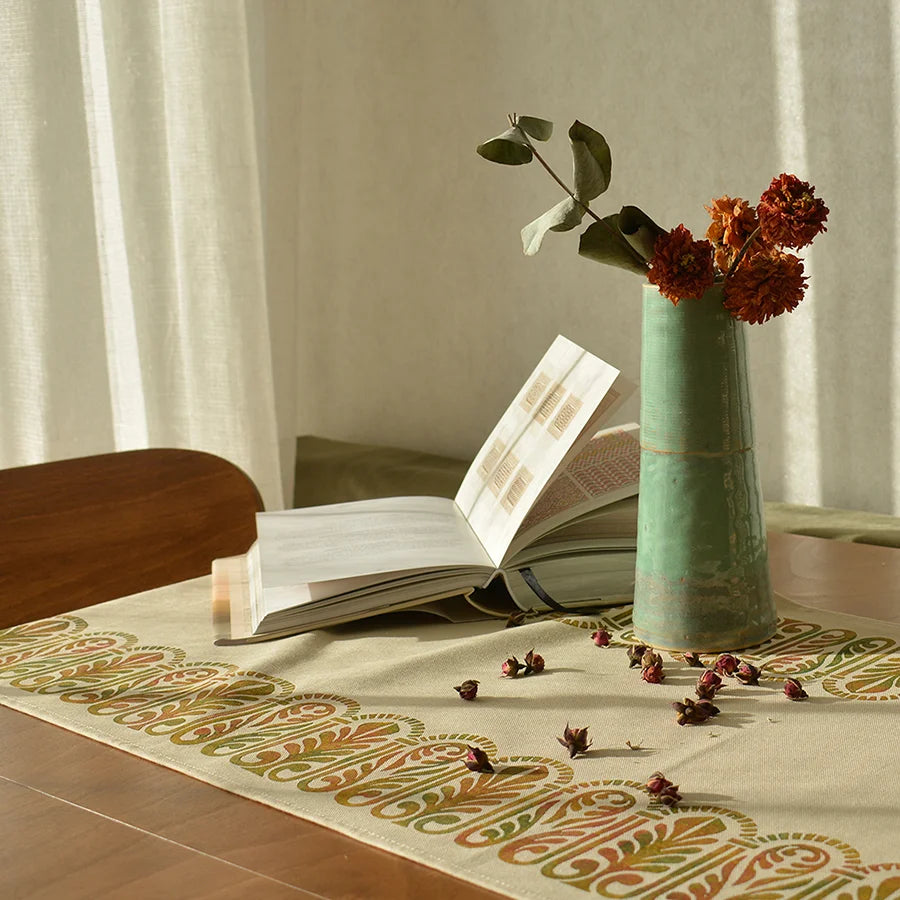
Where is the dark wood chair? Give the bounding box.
[0,449,264,627]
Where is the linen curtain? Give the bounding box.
[0,0,285,510]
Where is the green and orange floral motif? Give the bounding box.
[2,610,900,898]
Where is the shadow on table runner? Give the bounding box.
[2,583,900,900]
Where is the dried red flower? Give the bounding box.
[591,628,611,647]
[695,670,723,700]
[714,654,740,676]
[735,662,761,685]
[524,649,545,674]
[645,772,682,806]
[645,772,675,795]
[557,724,592,758]
[758,174,829,249]
[784,677,809,701]
[705,196,759,271]
[682,652,704,668]
[464,745,494,773]
[695,698,720,718]
[454,679,479,701]
[501,656,522,677]
[642,662,665,684]
[648,225,716,305]
[672,697,713,726]
[723,249,807,324]
[627,644,648,668]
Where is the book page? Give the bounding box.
[255,496,493,614]
[503,423,640,560]
[454,336,631,565]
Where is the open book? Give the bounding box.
[213,336,640,643]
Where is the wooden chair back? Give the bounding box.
[0,449,263,627]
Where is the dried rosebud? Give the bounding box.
[714,653,740,676]
[735,662,761,685]
[657,785,683,807]
[672,697,712,726]
[453,679,479,701]
[501,656,522,677]
[695,698,720,717]
[645,772,681,806]
[695,670,723,700]
[641,662,665,684]
[463,745,494,773]
[640,649,663,670]
[591,628,611,647]
[627,644,648,668]
[524,649,545,674]
[683,652,704,668]
[784,677,808,701]
[557,724,592,758]
[645,771,674,795]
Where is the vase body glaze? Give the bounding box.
[632,283,776,651]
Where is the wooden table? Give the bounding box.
[2,532,898,899]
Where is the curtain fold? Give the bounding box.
[0,0,285,510]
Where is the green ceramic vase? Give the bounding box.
[632,283,776,651]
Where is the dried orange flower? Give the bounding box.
[705,196,759,271]
[758,174,829,249]
[648,225,715,305]
[723,250,807,324]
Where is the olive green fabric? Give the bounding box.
[294,436,467,505]
[763,502,900,548]
[293,436,900,549]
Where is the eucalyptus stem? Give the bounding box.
[508,114,622,242]
[508,114,600,223]
[725,226,762,278]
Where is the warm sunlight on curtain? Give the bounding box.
[0,0,284,509]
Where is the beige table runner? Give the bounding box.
[2,580,900,899]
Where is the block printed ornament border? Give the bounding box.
[2,609,900,898]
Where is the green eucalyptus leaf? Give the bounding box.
[515,116,553,141]
[568,121,612,201]
[521,197,587,256]
[578,215,649,275]
[476,127,533,165]
[617,205,667,261]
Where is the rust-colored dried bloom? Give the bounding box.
[724,249,807,324]
[642,662,665,684]
[557,724,592,758]
[672,697,712,726]
[683,652,705,668]
[758,173,829,249]
[714,654,740,676]
[627,644,648,668]
[705,196,759,271]
[735,662,761,685]
[464,745,494,773]
[524,649,545,674]
[454,679,479,701]
[501,656,522,677]
[648,225,716,305]
[640,649,663,670]
[591,628,611,647]
[784,677,809,701]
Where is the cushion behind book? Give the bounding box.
[294,436,468,507]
